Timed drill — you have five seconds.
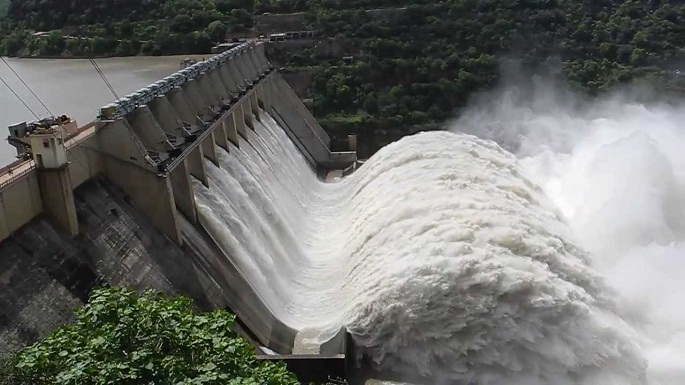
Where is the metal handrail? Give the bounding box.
[0,158,28,175]
[0,162,35,189]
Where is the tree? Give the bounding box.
[2,31,26,56]
[193,31,213,53]
[140,41,155,54]
[171,14,193,33]
[115,39,135,56]
[630,48,647,65]
[118,20,133,37]
[229,8,253,28]
[5,288,298,385]
[90,36,108,55]
[362,94,379,114]
[64,38,84,55]
[207,20,227,43]
[42,32,66,55]
[217,0,235,14]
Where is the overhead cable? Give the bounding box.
[1,56,54,117]
[0,73,39,119]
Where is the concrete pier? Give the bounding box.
[196,73,222,109]
[219,66,240,97]
[127,106,170,152]
[104,155,182,244]
[228,58,248,91]
[169,159,197,223]
[149,96,188,137]
[37,166,78,237]
[167,87,197,125]
[183,80,214,121]
[209,69,230,100]
[214,123,231,151]
[225,118,239,146]
[202,134,219,167]
[187,146,208,187]
[234,107,249,138]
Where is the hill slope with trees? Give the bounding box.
[296,0,684,130]
[0,0,683,154]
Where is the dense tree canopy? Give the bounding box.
[0,0,256,57]
[0,0,683,151]
[0,288,298,385]
[266,0,683,137]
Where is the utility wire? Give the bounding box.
[92,58,118,98]
[0,73,39,120]
[1,56,54,117]
[89,58,120,100]
[0,58,91,175]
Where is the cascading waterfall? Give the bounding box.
[191,110,647,384]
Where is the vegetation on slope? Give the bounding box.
[0,0,683,152]
[0,0,256,57]
[293,0,685,133]
[0,287,298,385]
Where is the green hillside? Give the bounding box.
[0,0,683,149]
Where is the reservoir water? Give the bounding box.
[0,55,205,165]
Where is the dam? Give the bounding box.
[0,42,358,381]
[0,42,665,385]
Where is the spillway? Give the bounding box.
[190,110,646,384]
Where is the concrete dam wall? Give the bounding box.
[0,176,228,355]
[0,42,356,360]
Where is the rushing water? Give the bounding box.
[454,86,685,385]
[0,55,204,165]
[192,110,655,384]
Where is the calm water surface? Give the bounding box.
[0,55,204,165]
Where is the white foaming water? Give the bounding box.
[454,86,685,385]
[191,109,650,384]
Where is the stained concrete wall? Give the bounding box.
[0,177,239,357]
[103,156,182,245]
[0,172,42,241]
[126,106,170,152]
[37,166,78,237]
[96,119,156,172]
[0,137,103,244]
[68,144,105,189]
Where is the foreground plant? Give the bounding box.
[6,287,298,385]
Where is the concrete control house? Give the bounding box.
[0,42,365,383]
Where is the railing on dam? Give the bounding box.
[0,163,35,190]
[97,43,264,122]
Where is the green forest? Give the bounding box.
[0,0,683,148]
[296,0,685,133]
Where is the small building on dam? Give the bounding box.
[0,42,361,383]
